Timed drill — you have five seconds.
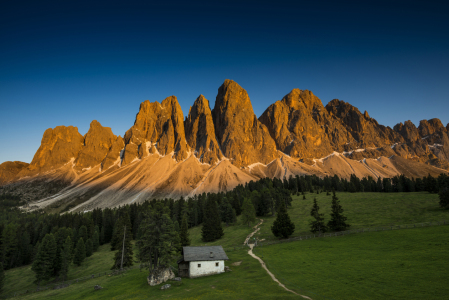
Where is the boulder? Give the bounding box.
[160,284,171,290]
[94,285,103,290]
[147,267,175,286]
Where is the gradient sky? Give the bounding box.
[1,0,448,164]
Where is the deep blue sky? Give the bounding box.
[1,0,448,164]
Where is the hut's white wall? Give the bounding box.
[189,260,224,278]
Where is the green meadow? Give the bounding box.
[3,191,448,299]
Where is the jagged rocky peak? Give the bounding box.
[20,126,84,175]
[418,118,445,137]
[122,96,189,166]
[212,79,278,167]
[101,136,125,170]
[393,120,420,142]
[185,95,222,164]
[260,92,353,159]
[282,89,324,111]
[326,99,402,148]
[0,161,29,185]
[74,120,116,170]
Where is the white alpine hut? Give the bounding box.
[177,246,229,278]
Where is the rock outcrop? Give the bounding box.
[123,96,189,164]
[326,99,402,148]
[259,90,353,159]
[418,118,445,137]
[185,95,222,164]
[393,120,420,142]
[19,126,84,176]
[0,161,29,185]
[212,80,278,167]
[75,120,116,170]
[147,267,175,286]
[101,136,125,170]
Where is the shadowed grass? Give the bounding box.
[254,225,449,300]
[256,192,447,243]
[14,249,297,300]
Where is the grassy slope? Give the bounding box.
[256,192,447,243]
[14,249,296,300]
[253,225,449,300]
[3,244,115,296]
[5,192,449,299]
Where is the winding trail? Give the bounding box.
[245,219,313,299]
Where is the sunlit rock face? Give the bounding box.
[185,95,222,164]
[212,79,278,167]
[74,120,116,171]
[122,95,189,165]
[20,125,84,176]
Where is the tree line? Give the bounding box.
[0,172,447,291]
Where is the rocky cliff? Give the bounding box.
[18,126,84,176]
[123,96,189,165]
[185,95,222,164]
[1,80,448,211]
[75,120,116,171]
[212,80,278,167]
[0,161,29,185]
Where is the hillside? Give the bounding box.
[3,191,448,300]
[0,80,448,211]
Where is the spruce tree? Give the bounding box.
[31,233,57,285]
[111,220,134,270]
[85,239,93,257]
[271,199,295,238]
[327,191,350,231]
[309,198,327,233]
[439,187,449,209]
[136,203,179,273]
[241,198,256,227]
[59,236,72,281]
[0,263,4,293]
[78,225,88,243]
[111,211,132,251]
[73,238,86,266]
[92,231,100,252]
[201,198,224,242]
[179,214,190,247]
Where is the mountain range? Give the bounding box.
[1,79,448,212]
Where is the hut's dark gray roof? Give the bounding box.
[182,246,229,262]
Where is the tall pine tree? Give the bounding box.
[179,214,190,248]
[73,238,86,266]
[309,198,327,233]
[241,198,256,227]
[111,218,134,270]
[271,198,295,238]
[201,198,224,242]
[85,239,93,257]
[136,203,179,273]
[59,236,72,281]
[31,233,57,286]
[0,263,4,293]
[327,191,350,231]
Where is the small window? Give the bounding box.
[215,262,219,267]
[198,264,201,268]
